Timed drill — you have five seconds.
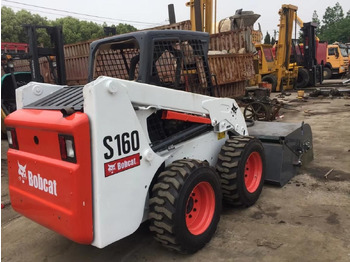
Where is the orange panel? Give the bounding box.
[162,110,211,124]
[6,110,93,244]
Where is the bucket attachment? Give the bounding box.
[248,121,313,186]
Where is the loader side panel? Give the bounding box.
[5,109,93,244]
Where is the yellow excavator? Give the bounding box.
[252,44,278,90]
[274,4,300,92]
[253,4,300,92]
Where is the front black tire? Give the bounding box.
[216,136,265,207]
[296,67,310,89]
[261,74,277,92]
[149,159,222,254]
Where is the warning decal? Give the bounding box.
[104,153,140,177]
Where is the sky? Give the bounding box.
[2,0,350,37]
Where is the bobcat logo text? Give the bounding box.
[17,161,58,196]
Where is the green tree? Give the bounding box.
[16,9,50,45]
[115,23,137,34]
[1,7,20,42]
[312,10,321,35]
[319,3,350,43]
[322,2,344,26]
[264,31,271,44]
[1,7,50,45]
[53,17,82,44]
[271,37,276,45]
[1,7,138,45]
[330,16,350,42]
[101,23,137,37]
[52,17,105,44]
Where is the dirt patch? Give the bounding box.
[302,165,350,181]
[326,212,340,225]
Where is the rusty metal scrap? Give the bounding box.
[212,81,246,98]
[309,88,350,97]
[209,28,255,53]
[208,53,254,85]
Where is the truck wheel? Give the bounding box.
[296,67,310,89]
[323,67,332,80]
[149,159,222,254]
[261,74,277,92]
[216,136,265,207]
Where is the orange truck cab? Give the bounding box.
[324,43,349,79]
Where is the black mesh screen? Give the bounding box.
[92,37,212,95]
[94,48,140,80]
[152,39,211,95]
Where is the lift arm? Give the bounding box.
[294,14,303,28]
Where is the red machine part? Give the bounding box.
[5,110,93,244]
[1,42,29,53]
[162,110,211,124]
[296,41,327,66]
[316,42,327,65]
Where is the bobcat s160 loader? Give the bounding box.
[5,30,313,253]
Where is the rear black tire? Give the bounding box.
[323,67,332,80]
[216,136,265,207]
[149,159,222,254]
[261,74,277,92]
[296,67,310,89]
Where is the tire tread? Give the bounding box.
[216,136,264,206]
[149,159,213,253]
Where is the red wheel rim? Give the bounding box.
[244,152,263,193]
[185,181,215,235]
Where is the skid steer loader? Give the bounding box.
[5,30,313,253]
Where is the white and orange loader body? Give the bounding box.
[6,30,314,254]
[6,76,259,253]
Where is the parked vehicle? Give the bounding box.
[324,42,349,79]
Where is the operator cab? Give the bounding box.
[88,30,214,96]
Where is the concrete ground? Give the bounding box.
[1,79,350,262]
